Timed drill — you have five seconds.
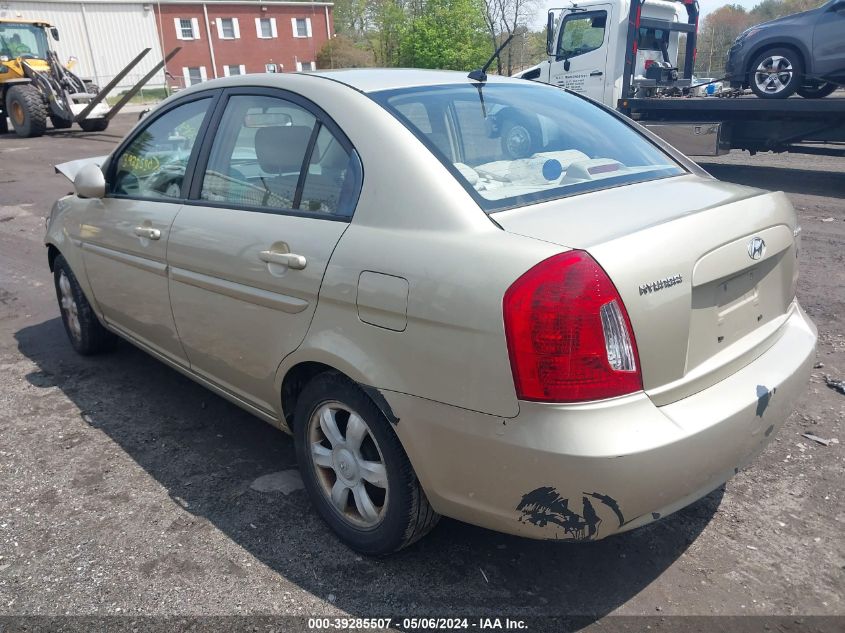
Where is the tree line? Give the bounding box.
[318,0,540,72]
[317,0,826,77]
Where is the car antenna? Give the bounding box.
[468,33,515,83]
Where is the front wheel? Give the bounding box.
[294,372,439,555]
[797,81,838,99]
[53,255,117,355]
[5,84,47,137]
[749,48,803,99]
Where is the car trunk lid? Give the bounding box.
[494,174,799,404]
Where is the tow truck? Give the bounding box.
[518,0,845,157]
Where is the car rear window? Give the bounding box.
[370,83,685,212]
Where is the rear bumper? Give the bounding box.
[390,302,816,541]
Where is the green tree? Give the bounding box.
[317,35,376,68]
[368,0,408,66]
[399,0,489,70]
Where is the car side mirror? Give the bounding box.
[546,11,555,55]
[50,27,60,41]
[74,163,106,199]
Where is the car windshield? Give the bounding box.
[370,82,685,212]
[0,23,49,60]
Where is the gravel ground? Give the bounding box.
[0,116,843,629]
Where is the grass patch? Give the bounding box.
[105,86,170,106]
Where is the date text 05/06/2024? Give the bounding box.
[307,617,528,630]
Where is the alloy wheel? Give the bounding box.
[754,55,794,95]
[307,402,389,528]
[58,271,82,342]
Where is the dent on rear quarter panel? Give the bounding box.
[272,76,565,419]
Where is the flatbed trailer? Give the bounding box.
[620,95,845,156]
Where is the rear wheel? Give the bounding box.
[53,255,117,355]
[797,81,838,99]
[749,48,803,99]
[79,118,109,132]
[294,372,439,555]
[5,84,47,137]
[50,115,73,130]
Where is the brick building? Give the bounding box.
[154,0,334,88]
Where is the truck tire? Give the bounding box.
[797,81,838,99]
[5,84,48,137]
[79,118,109,132]
[50,115,73,130]
[500,113,542,159]
[748,48,803,99]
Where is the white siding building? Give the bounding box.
[0,0,166,88]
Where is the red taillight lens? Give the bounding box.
[503,250,642,403]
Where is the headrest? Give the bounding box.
[254,125,312,174]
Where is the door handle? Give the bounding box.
[259,249,307,270]
[590,71,603,77]
[134,226,161,240]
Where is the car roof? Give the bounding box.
[308,68,523,93]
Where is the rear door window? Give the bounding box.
[199,93,359,217]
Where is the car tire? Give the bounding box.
[796,81,838,99]
[53,255,117,355]
[748,48,803,99]
[5,84,48,137]
[79,119,109,133]
[294,372,439,555]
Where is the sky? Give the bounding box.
[531,0,760,29]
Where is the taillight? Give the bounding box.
[503,250,642,403]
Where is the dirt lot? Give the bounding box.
[0,116,843,628]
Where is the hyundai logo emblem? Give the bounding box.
[748,237,766,260]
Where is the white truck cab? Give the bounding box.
[513,0,845,158]
[519,0,694,107]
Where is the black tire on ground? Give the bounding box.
[797,81,838,99]
[50,115,73,129]
[79,118,109,133]
[294,372,439,555]
[53,254,118,355]
[748,47,804,99]
[5,84,48,137]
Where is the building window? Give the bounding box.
[175,17,200,40]
[292,17,312,38]
[223,64,246,77]
[255,17,277,38]
[295,60,316,72]
[216,17,240,39]
[183,66,207,86]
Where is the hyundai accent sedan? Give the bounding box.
[46,69,817,555]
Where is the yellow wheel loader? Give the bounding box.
[0,19,112,137]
